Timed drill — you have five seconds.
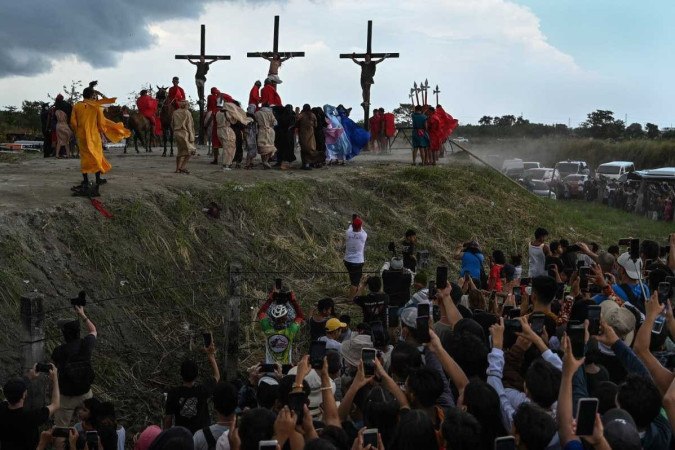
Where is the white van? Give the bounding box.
[596,161,635,180]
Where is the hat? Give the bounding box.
[399,307,418,328]
[339,334,373,368]
[286,368,335,417]
[326,318,347,332]
[600,300,636,345]
[617,252,642,280]
[352,217,363,230]
[390,257,404,270]
[134,425,162,450]
[454,318,486,341]
[2,378,27,404]
[601,409,641,450]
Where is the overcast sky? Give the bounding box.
[0,0,673,127]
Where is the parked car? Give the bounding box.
[555,160,590,179]
[595,161,635,180]
[563,174,589,199]
[529,179,557,199]
[502,158,524,178]
[523,167,560,185]
[523,161,542,170]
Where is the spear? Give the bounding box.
[423,79,429,105]
[413,82,420,106]
[433,85,441,106]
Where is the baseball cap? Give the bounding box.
[617,252,642,280]
[2,378,27,404]
[352,217,363,230]
[326,318,347,332]
[600,300,636,345]
[399,307,418,328]
[390,257,404,270]
[601,408,641,450]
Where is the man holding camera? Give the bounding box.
[0,365,60,450]
[51,305,97,428]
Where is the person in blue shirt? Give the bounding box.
[454,240,485,287]
[592,252,650,313]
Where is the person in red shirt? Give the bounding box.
[368,110,381,152]
[248,80,262,111]
[260,78,282,107]
[206,87,221,114]
[488,249,506,292]
[136,90,158,128]
[167,77,186,109]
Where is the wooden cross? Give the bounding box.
[247,16,305,66]
[433,85,441,106]
[175,24,230,145]
[340,20,399,131]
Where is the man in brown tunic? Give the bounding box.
[296,104,317,170]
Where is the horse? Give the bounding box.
[126,112,155,153]
[156,86,174,157]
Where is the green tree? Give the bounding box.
[624,122,644,139]
[645,123,660,139]
[496,115,516,127]
[393,103,413,126]
[478,116,493,126]
[580,110,625,139]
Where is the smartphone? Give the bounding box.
[86,431,99,446]
[281,364,292,375]
[427,281,437,301]
[362,348,377,377]
[512,286,522,304]
[52,427,70,438]
[504,319,522,348]
[494,436,516,450]
[417,302,430,318]
[577,260,585,269]
[502,305,514,317]
[506,307,521,319]
[436,266,448,289]
[36,362,52,373]
[658,282,671,305]
[630,239,640,260]
[388,306,400,327]
[275,278,282,290]
[567,323,586,359]
[371,321,386,347]
[575,398,599,436]
[259,440,278,450]
[520,277,531,287]
[587,305,601,336]
[202,332,212,348]
[416,317,431,343]
[287,392,307,424]
[530,313,545,335]
[260,363,276,373]
[363,428,378,448]
[309,341,327,370]
[653,315,666,334]
[618,238,632,246]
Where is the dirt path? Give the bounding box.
[0,144,469,212]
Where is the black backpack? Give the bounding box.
[62,341,95,388]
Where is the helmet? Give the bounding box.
[269,304,288,320]
[390,257,404,270]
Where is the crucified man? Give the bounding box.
[187,56,216,103]
[351,53,389,106]
[262,54,293,84]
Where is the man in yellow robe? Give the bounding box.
[70,86,129,193]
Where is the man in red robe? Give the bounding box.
[168,76,186,109]
[427,106,443,164]
[368,110,381,152]
[206,87,221,114]
[260,78,282,106]
[136,90,158,128]
[248,80,262,111]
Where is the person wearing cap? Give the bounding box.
[0,365,60,450]
[167,77,186,110]
[594,251,650,312]
[344,215,368,299]
[51,305,97,429]
[319,318,347,351]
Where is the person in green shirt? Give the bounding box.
[260,305,302,365]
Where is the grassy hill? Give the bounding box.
[0,163,671,427]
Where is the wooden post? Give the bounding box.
[223,264,242,381]
[20,293,47,410]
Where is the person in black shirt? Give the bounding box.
[401,229,418,272]
[52,305,97,428]
[382,258,412,308]
[353,275,389,324]
[164,342,220,434]
[309,297,336,343]
[0,365,60,450]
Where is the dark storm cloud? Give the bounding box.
[0,0,269,77]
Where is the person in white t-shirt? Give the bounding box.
[344,215,368,298]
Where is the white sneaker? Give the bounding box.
[222,166,232,171]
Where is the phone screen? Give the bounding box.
[371,321,386,347]
[260,364,276,373]
[504,319,522,348]
[587,305,601,335]
[309,341,327,370]
[416,317,431,343]
[388,306,399,327]
[202,332,212,348]
[259,441,278,450]
[287,392,307,424]
[86,431,98,446]
[494,436,516,450]
[530,314,545,335]
[568,324,585,358]
[512,286,522,304]
[363,429,378,447]
[436,266,448,289]
[658,282,671,304]
[502,305,514,317]
[653,315,666,334]
[432,304,441,322]
[362,348,376,376]
[575,398,599,436]
[427,281,437,301]
[52,427,70,439]
[417,302,430,318]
